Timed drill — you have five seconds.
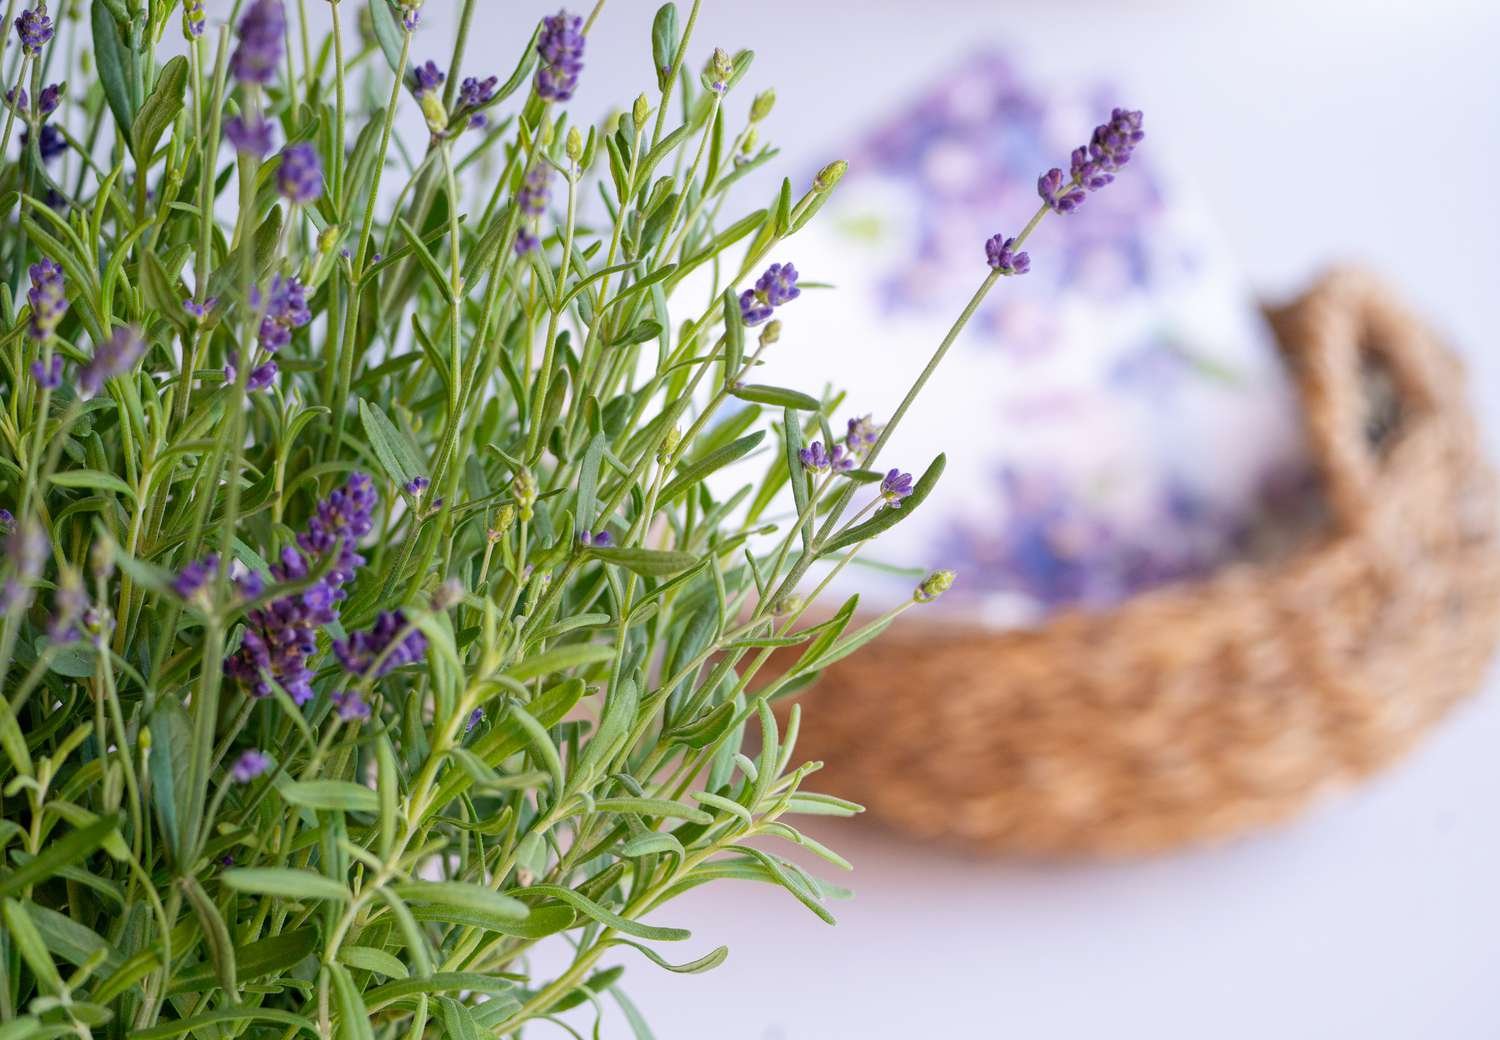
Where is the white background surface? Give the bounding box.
[448,1,1500,1035]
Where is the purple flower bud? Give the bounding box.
[410,59,444,97]
[4,87,25,112]
[230,0,285,85]
[514,229,539,255]
[1070,147,1114,191]
[298,472,377,588]
[255,275,310,352]
[0,510,13,535]
[27,258,67,340]
[460,74,498,128]
[333,609,427,679]
[37,82,61,117]
[846,414,881,455]
[332,690,371,721]
[224,350,277,392]
[21,123,66,164]
[984,234,1030,275]
[404,476,430,496]
[1087,107,1145,172]
[535,9,586,102]
[29,355,61,389]
[466,707,485,733]
[401,6,419,30]
[739,262,800,327]
[183,296,217,320]
[182,0,206,39]
[578,530,613,548]
[276,142,323,204]
[174,553,219,599]
[47,569,87,641]
[1037,168,1086,214]
[225,116,275,158]
[1,517,48,612]
[231,749,271,782]
[880,468,915,505]
[15,5,54,55]
[518,165,551,216]
[799,441,831,474]
[79,327,145,398]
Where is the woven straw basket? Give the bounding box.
[787,269,1500,856]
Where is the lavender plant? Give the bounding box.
[0,0,1140,1034]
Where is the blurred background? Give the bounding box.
[456,0,1500,1035]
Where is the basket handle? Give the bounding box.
[1265,269,1461,532]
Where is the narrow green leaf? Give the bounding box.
[659,430,763,504]
[91,0,135,134]
[48,469,136,500]
[391,880,529,922]
[526,883,690,941]
[339,946,409,979]
[587,547,698,577]
[819,453,946,554]
[608,938,728,974]
[730,384,820,411]
[133,55,188,159]
[0,814,119,899]
[221,867,351,902]
[279,779,380,814]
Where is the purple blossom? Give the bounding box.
[224,116,275,158]
[846,415,881,455]
[79,327,145,398]
[182,0,206,39]
[255,275,310,352]
[47,570,87,641]
[535,10,586,102]
[460,75,497,127]
[37,83,61,116]
[224,549,338,704]
[578,530,613,548]
[404,476,430,496]
[332,689,371,721]
[230,0,285,85]
[984,234,1030,275]
[276,142,323,204]
[22,123,66,164]
[231,749,271,782]
[333,609,427,679]
[1070,146,1113,191]
[29,355,61,389]
[798,441,832,474]
[0,510,13,535]
[518,165,551,215]
[1,517,48,612]
[15,5,53,55]
[880,468,915,505]
[4,87,24,112]
[173,554,219,599]
[401,5,419,30]
[1037,168,1086,214]
[739,262,800,327]
[27,258,67,340]
[466,707,485,733]
[1088,107,1145,172]
[183,296,217,320]
[514,229,539,255]
[297,472,377,588]
[410,60,445,97]
[224,350,277,393]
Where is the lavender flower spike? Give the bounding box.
[15,5,54,55]
[846,415,881,455]
[30,356,61,389]
[739,262,800,326]
[173,553,220,600]
[297,472,378,587]
[460,75,498,128]
[231,749,271,782]
[798,441,831,474]
[225,116,275,158]
[410,60,445,96]
[333,609,427,679]
[230,0,285,85]
[276,142,323,204]
[984,234,1031,276]
[1037,168,1086,214]
[535,10,586,101]
[79,327,146,398]
[27,257,67,340]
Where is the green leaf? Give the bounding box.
[608,938,728,974]
[181,875,238,999]
[279,779,380,814]
[505,643,614,682]
[169,927,319,993]
[651,4,679,89]
[366,0,406,82]
[527,883,690,941]
[819,453,946,554]
[575,430,605,532]
[391,880,529,922]
[0,814,120,899]
[730,383,821,411]
[592,797,711,825]
[329,963,377,1040]
[587,547,698,577]
[659,430,763,504]
[1,899,64,993]
[339,946,409,980]
[365,972,518,1012]
[48,469,136,501]
[133,55,188,159]
[360,399,425,490]
[721,288,744,382]
[90,0,135,135]
[403,902,574,940]
[611,319,663,347]
[221,867,351,902]
[130,1007,317,1039]
[574,677,638,782]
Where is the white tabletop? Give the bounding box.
[465,1,1500,1034]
